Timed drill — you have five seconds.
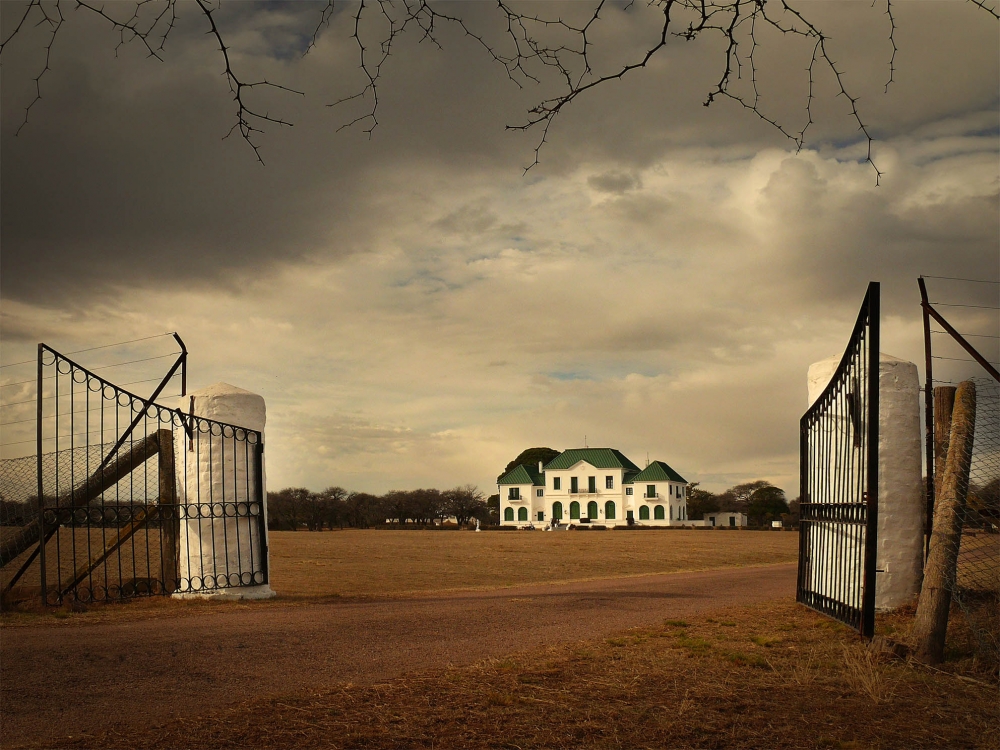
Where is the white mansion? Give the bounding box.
[498,448,690,528]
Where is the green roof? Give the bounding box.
[630,461,687,484]
[498,464,544,486]
[544,448,641,472]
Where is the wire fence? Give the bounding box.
[0,443,162,597]
[944,378,999,670]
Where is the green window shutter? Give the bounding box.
[553,501,563,520]
[570,501,580,519]
[587,501,598,519]
[504,507,514,522]
[654,505,665,520]
[639,505,650,520]
[588,476,596,493]
[517,506,528,521]
[605,501,616,520]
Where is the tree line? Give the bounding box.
[265,485,492,531]
[685,481,795,528]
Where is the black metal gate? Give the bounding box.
[797,282,879,637]
[0,339,269,605]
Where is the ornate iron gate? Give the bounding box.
[0,340,268,605]
[797,282,879,637]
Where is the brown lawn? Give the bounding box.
[34,600,996,750]
[267,527,799,598]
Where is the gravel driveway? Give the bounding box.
[1,563,795,748]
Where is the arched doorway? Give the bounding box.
[569,501,580,520]
[587,500,598,519]
[639,505,649,520]
[504,507,514,522]
[552,501,563,521]
[654,505,665,520]
[517,506,528,521]
[605,501,616,520]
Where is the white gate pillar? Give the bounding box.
[173,383,275,600]
[808,353,923,610]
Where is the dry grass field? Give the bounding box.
[35,600,996,750]
[267,528,799,598]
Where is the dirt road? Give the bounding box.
[2,563,796,748]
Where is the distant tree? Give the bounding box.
[486,494,500,526]
[267,487,311,530]
[687,488,720,521]
[343,491,381,529]
[746,485,789,526]
[785,496,802,529]
[445,484,486,527]
[408,488,445,525]
[383,490,411,525]
[320,486,349,529]
[499,447,560,481]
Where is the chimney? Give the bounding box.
[538,460,544,473]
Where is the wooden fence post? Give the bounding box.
[157,429,179,593]
[912,380,976,664]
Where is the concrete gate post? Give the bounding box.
[807,353,923,610]
[173,383,275,600]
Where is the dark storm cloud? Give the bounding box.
[7,1,993,308]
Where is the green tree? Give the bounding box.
[499,447,560,481]
[746,486,789,526]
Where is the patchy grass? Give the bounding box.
[267,528,798,598]
[26,600,996,750]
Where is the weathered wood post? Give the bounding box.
[932,386,957,509]
[157,429,179,593]
[912,380,976,664]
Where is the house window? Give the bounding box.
[604,501,616,520]
[571,477,579,493]
[729,516,736,527]
[504,507,514,522]
[536,489,544,497]
[508,488,520,500]
[605,476,614,489]
[587,500,599,519]
[588,476,596,493]
[569,501,580,519]
[537,511,544,522]
[625,487,633,496]
[654,505,665,520]
[639,505,650,520]
[647,485,656,499]
[552,502,563,520]
[553,477,561,491]
[517,506,528,521]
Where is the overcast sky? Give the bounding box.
[1,1,997,497]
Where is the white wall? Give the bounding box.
[806,353,923,610]
[173,383,275,600]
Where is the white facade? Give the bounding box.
[499,451,688,528]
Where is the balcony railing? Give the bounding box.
[643,493,661,500]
